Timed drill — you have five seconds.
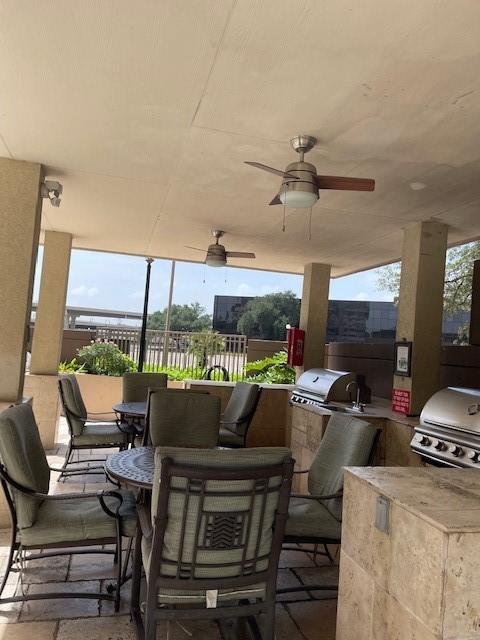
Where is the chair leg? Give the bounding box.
[0,528,16,597]
[59,443,73,481]
[130,528,142,616]
[114,531,123,612]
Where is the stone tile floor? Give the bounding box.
[0,419,338,639]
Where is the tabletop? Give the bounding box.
[105,446,155,489]
[112,401,147,418]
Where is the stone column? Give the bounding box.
[30,231,72,373]
[27,231,72,448]
[394,221,448,415]
[0,158,43,406]
[298,263,331,373]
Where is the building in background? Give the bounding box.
[213,295,469,344]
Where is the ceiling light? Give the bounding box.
[279,189,319,208]
[410,182,426,191]
[205,255,225,268]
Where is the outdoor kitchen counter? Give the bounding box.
[291,398,422,490]
[337,466,480,639]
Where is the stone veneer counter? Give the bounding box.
[337,466,480,640]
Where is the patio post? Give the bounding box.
[138,257,153,372]
[27,231,72,448]
[298,263,331,375]
[161,260,176,367]
[0,158,43,407]
[394,220,448,415]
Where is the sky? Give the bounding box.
[32,246,394,322]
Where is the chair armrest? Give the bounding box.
[137,503,153,539]
[290,490,343,501]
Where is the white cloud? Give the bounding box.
[71,284,99,297]
[236,283,254,296]
[354,291,369,301]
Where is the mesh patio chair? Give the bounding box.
[58,374,129,479]
[131,446,294,640]
[122,372,168,402]
[144,388,220,448]
[118,372,168,441]
[0,403,137,610]
[217,383,262,448]
[278,413,379,601]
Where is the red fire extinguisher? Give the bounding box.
[287,327,305,366]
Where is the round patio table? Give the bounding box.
[112,401,147,419]
[105,446,154,489]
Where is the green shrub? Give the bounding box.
[142,363,241,382]
[188,330,225,368]
[75,340,137,376]
[244,351,295,385]
[58,358,85,374]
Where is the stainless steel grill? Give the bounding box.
[290,368,357,408]
[411,387,480,468]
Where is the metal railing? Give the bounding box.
[96,328,247,380]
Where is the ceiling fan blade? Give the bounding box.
[244,161,299,180]
[269,194,282,205]
[184,246,206,252]
[315,175,375,191]
[226,251,256,259]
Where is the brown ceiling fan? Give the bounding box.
[245,135,375,209]
[185,230,255,268]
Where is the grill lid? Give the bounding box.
[294,368,356,403]
[421,387,480,434]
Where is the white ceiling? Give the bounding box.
[1,0,480,276]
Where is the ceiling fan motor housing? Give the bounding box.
[206,243,226,267]
[279,161,319,207]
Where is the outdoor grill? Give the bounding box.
[411,387,480,468]
[290,368,357,408]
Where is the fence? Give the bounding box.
[96,328,248,380]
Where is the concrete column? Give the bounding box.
[31,231,72,373]
[26,231,71,449]
[298,263,331,373]
[394,221,448,415]
[0,158,43,405]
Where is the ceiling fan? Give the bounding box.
[185,230,256,268]
[245,135,375,208]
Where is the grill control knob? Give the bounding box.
[467,450,479,462]
[415,434,430,446]
[431,439,445,451]
[448,445,464,457]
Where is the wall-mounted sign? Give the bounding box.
[392,388,411,414]
[393,341,412,377]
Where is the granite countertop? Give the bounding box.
[345,466,480,533]
[184,379,295,391]
[292,395,420,427]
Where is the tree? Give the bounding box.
[376,241,480,315]
[148,302,212,332]
[237,291,300,340]
[188,330,225,369]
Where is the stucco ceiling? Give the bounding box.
[1,0,480,276]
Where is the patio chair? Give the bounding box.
[144,388,220,448]
[0,403,137,610]
[58,374,129,479]
[217,382,262,448]
[131,446,294,640]
[278,413,379,600]
[122,372,168,402]
[119,372,168,441]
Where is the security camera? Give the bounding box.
[41,180,63,207]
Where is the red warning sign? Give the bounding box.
[392,388,411,414]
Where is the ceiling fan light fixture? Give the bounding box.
[205,254,225,268]
[279,188,319,208]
